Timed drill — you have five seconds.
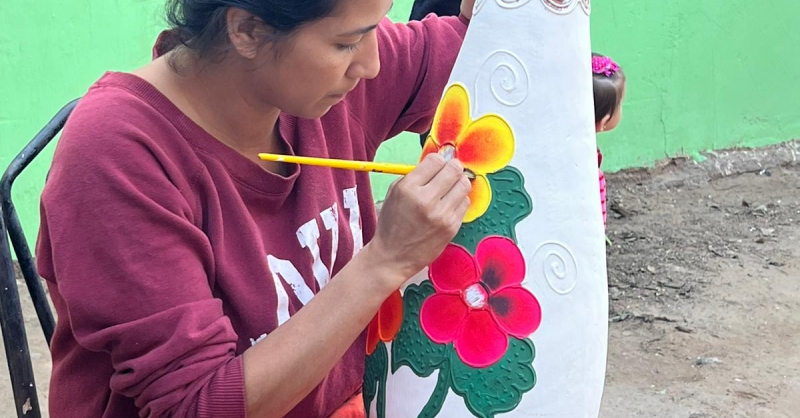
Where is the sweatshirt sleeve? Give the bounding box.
[346,15,468,151]
[37,97,246,418]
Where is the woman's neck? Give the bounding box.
[133,54,289,172]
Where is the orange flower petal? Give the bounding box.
[464,175,492,223]
[378,290,404,343]
[366,315,380,355]
[420,136,440,162]
[431,84,471,147]
[455,114,514,174]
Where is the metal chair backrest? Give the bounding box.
[0,99,79,418]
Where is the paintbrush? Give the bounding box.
[258,153,476,180]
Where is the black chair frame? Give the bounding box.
[1,99,79,418]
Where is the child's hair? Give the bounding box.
[591,53,625,123]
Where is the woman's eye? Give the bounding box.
[337,38,362,52]
[337,43,360,52]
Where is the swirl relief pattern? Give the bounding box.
[530,243,579,295]
[541,0,590,15]
[474,50,530,115]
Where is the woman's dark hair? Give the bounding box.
[592,52,625,123]
[163,0,342,58]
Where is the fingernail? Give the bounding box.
[438,145,456,162]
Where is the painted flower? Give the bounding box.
[421,83,515,223]
[419,236,541,367]
[366,290,403,355]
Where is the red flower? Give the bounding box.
[366,290,403,355]
[420,237,541,367]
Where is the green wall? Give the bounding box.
[589,1,800,172]
[1,0,165,247]
[2,0,799,247]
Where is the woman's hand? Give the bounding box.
[243,154,469,416]
[461,0,477,20]
[366,153,471,289]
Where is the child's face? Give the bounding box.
[604,104,623,131]
[601,85,626,132]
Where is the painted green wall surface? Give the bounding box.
[1,0,166,249]
[2,0,800,247]
[591,1,800,172]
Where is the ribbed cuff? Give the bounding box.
[196,356,247,418]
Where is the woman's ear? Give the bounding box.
[227,7,269,59]
[596,114,611,132]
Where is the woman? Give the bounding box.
[36,0,475,417]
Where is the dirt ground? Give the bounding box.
[2,146,799,418]
[600,154,800,418]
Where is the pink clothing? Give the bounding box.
[36,16,467,418]
[598,148,607,227]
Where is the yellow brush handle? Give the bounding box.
[258,153,416,176]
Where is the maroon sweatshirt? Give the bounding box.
[36,16,467,418]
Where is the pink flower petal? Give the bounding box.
[453,310,509,368]
[420,293,469,344]
[475,236,526,293]
[429,244,480,293]
[489,287,542,338]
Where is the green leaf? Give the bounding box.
[418,359,452,418]
[449,337,537,418]
[453,167,533,253]
[363,342,388,417]
[391,281,448,377]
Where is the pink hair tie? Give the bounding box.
[592,56,620,77]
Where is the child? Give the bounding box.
[592,53,626,227]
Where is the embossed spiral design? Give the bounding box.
[531,242,578,295]
[580,0,591,14]
[474,50,530,113]
[541,0,589,15]
[542,0,573,13]
[475,0,535,17]
[497,0,535,9]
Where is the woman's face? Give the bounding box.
[237,0,393,119]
